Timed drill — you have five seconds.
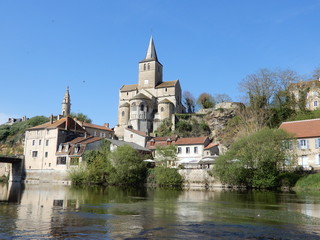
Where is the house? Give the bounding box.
[24,116,86,171]
[146,136,219,169]
[288,79,320,111]
[175,137,219,169]
[107,138,151,155]
[279,119,320,170]
[56,136,103,168]
[78,121,114,139]
[115,37,185,138]
[123,127,151,147]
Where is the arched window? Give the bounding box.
[132,103,137,111]
[140,104,144,111]
[146,106,149,112]
[121,111,125,117]
[144,64,146,71]
[161,107,164,112]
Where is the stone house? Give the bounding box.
[115,37,185,138]
[279,119,320,170]
[288,79,320,111]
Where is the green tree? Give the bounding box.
[70,112,92,123]
[109,145,147,186]
[155,144,177,167]
[213,128,295,188]
[197,93,215,109]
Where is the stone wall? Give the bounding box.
[24,169,71,184]
[178,169,223,190]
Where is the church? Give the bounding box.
[115,37,185,138]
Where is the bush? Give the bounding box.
[213,128,294,189]
[295,173,320,191]
[148,167,183,188]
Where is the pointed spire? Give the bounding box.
[144,36,158,61]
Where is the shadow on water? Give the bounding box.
[0,182,25,203]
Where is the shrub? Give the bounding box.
[148,167,183,188]
[295,173,320,191]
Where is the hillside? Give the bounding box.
[0,116,49,155]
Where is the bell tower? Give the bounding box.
[138,36,163,89]
[62,86,71,116]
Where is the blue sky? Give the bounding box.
[1,1,320,126]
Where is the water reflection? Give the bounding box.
[0,183,320,239]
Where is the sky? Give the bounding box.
[1,0,320,127]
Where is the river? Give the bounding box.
[1,183,320,239]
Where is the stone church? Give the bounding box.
[115,37,185,138]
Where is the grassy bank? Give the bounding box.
[294,173,320,191]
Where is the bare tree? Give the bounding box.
[312,67,320,80]
[183,91,196,113]
[214,94,232,104]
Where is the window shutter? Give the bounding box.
[316,139,319,149]
[307,140,310,149]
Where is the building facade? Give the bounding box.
[115,37,185,138]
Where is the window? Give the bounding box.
[45,152,48,158]
[298,139,309,149]
[186,147,190,154]
[315,138,320,149]
[39,140,42,145]
[74,144,80,154]
[314,101,318,107]
[140,104,144,111]
[165,88,167,92]
[144,79,149,85]
[144,63,146,71]
[46,140,49,146]
[53,200,63,207]
[32,151,38,157]
[130,134,133,138]
[58,144,63,152]
[94,131,97,136]
[121,111,125,117]
[161,107,164,112]
[32,140,35,146]
[57,157,66,165]
[148,63,150,70]
[177,147,182,154]
[194,147,198,154]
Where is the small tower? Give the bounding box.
[62,87,71,116]
[138,36,163,89]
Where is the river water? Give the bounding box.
[1,183,320,239]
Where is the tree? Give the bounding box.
[312,67,320,80]
[213,128,295,188]
[70,112,92,123]
[197,93,215,109]
[155,144,177,167]
[183,91,196,113]
[214,94,232,104]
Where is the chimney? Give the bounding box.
[57,114,61,120]
[166,138,172,145]
[65,117,69,130]
[50,115,54,124]
[104,123,109,128]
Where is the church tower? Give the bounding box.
[138,36,163,89]
[62,87,71,116]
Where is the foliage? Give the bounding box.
[287,110,320,122]
[213,128,294,189]
[109,145,147,186]
[197,93,215,109]
[70,112,92,123]
[154,119,173,137]
[297,87,309,112]
[294,173,320,191]
[70,141,147,186]
[148,167,183,188]
[175,118,210,137]
[183,91,196,113]
[155,144,177,167]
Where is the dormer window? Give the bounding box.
[74,144,80,154]
[58,144,63,152]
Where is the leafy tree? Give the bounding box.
[155,144,177,167]
[213,128,295,188]
[109,145,147,186]
[197,93,215,109]
[148,167,183,188]
[154,119,173,137]
[183,91,196,113]
[70,112,92,123]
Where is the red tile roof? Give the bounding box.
[29,117,86,132]
[204,142,219,150]
[279,119,320,138]
[175,137,208,145]
[82,122,113,131]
